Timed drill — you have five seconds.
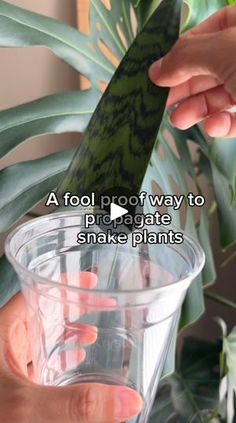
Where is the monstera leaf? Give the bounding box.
[0,0,113,84]
[130,0,162,26]
[0,150,74,232]
[183,0,231,31]
[0,91,99,161]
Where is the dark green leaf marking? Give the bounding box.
[58,0,182,201]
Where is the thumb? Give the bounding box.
[149,29,236,90]
[32,382,143,423]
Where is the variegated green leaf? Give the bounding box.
[0,150,74,232]
[0,0,114,84]
[0,91,99,159]
[183,0,229,32]
[59,0,182,202]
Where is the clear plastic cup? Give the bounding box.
[5,211,205,423]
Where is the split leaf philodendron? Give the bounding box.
[58,0,182,204]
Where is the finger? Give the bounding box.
[62,273,116,315]
[149,25,236,93]
[170,85,234,130]
[0,294,31,375]
[186,4,236,36]
[60,272,117,312]
[32,383,143,423]
[58,323,98,345]
[5,318,32,377]
[167,75,220,108]
[60,272,99,319]
[204,111,236,138]
[52,271,117,323]
[60,272,98,289]
[149,31,225,88]
[62,292,116,317]
[79,295,117,316]
[0,293,26,325]
[58,348,86,374]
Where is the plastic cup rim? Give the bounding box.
[5,210,205,297]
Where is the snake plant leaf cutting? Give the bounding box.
[58,0,182,203]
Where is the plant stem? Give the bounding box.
[26,211,42,218]
[220,251,236,268]
[208,201,217,216]
[205,291,236,310]
[205,408,221,423]
[176,374,204,423]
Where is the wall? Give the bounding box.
[0,0,80,252]
[0,0,79,171]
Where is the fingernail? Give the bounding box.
[149,59,163,82]
[117,389,143,420]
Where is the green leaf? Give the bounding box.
[131,0,162,27]
[0,255,19,308]
[183,125,209,158]
[59,0,182,201]
[0,0,114,83]
[0,149,74,232]
[143,132,205,330]
[0,0,145,86]
[211,165,236,249]
[0,91,99,159]
[198,150,213,184]
[180,273,205,330]
[198,209,216,286]
[89,0,132,59]
[183,0,228,32]
[130,0,142,6]
[165,120,197,181]
[179,125,236,250]
[151,337,222,423]
[210,138,236,200]
[161,310,180,379]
